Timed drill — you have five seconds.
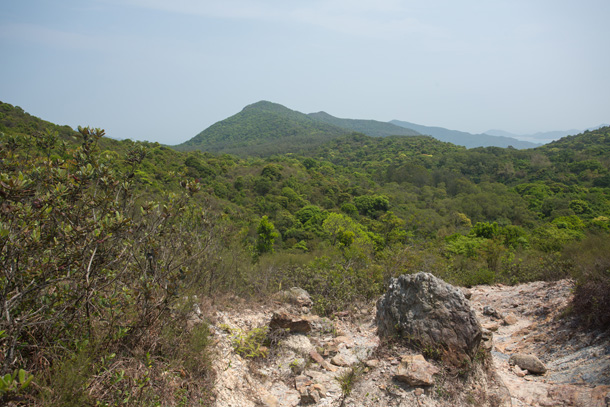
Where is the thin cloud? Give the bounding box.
[292,8,443,40]
[120,0,443,40]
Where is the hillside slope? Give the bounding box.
[2,100,609,406]
[308,111,420,137]
[176,101,350,156]
[0,101,75,140]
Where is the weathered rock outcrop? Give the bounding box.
[376,272,482,362]
[269,311,312,333]
[509,353,547,374]
[274,287,313,308]
[210,279,607,407]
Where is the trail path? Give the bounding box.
[471,280,610,406]
[207,280,610,406]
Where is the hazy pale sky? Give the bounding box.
[1,0,608,144]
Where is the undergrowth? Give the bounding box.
[562,234,610,330]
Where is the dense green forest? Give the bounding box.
[1,100,608,405]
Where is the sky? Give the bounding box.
[1,0,609,145]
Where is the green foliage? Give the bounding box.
[185,154,215,178]
[278,258,383,316]
[568,199,591,215]
[294,205,329,237]
[256,216,279,255]
[0,368,34,404]
[302,157,317,169]
[0,101,75,139]
[2,102,610,403]
[470,222,499,239]
[176,101,349,156]
[445,234,486,258]
[231,327,270,359]
[261,163,283,180]
[340,202,358,216]
[310,111,420,137]
[322,213,373,253]
[562,235,610,329]
[0,125,220,405]
[462,268,496,287]
[532,224,584,252]
[499,225,529,249]
[353,194,389,217]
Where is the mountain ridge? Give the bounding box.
[485,125,610,144]
[175,100,350,156]
[308,111,420,137]
[391,120,540,149]
[177,101,547,155]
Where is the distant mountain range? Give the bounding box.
[176,100,600,156]
[485,125,610,144]
[390,120,539,149]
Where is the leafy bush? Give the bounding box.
[531,224,584,252]
[0,127,218,404]
[353,194,389,218]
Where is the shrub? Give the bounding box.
[563,235,610,329]
[0,128,218,404]
[278,259,383,316]
[353,194,389,218]
[462,268,496,287]
[469,221,499,239]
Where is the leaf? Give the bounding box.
[3,374,12,383]
[21,374,33,389]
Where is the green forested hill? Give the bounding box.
[308,111,421,137]
[1,101,75,139]
[176,101,349,156]
[178,101,539,157]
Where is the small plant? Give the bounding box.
[457,357,473,377]
[289,359,304,374]
[0,369,34,403]
[336,363,365,397]
[231,327,270,359]
[422,344,443,361]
